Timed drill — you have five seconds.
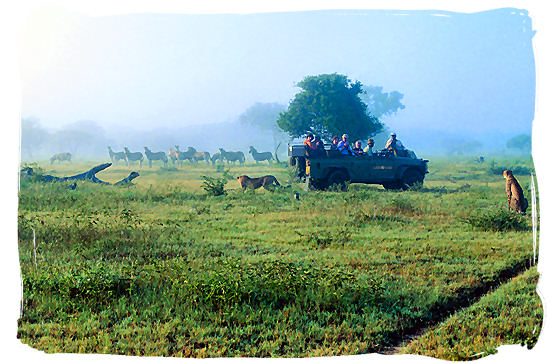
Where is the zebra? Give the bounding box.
[108,147,126,165]
[210,152,222,164]
[168,147,179,165]
[219,148,245,164]
[144,147,168,168]
[173,145,196,167]
[50,152,72,164]
[123,147,143,168]
[188,147,211,165]
[249,146,273,164]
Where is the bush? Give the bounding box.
[462,208,530,232]
[22,263,136,312]
[20,163,46,184]
[488,161,532,176]
[201,169,233,196]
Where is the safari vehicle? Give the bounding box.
[288,145,429,191]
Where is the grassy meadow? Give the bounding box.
[399,266,542,360]
[17,156,541,358]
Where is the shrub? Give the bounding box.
[488,161,532,176]
[20,163,46,184]
[201,169,233,196]
[22,263,136,312]
[462,208,530,232]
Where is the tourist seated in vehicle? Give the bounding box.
[310,135,326,157]
[303,133,316,154]
[330,136,340,151]
[337,134,356,156]
[352,141,364,156]
[314,135,325,150]
[363,138,375,156]
[384,132,406,156]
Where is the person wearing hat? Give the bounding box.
[337,133,355,155]
[385,132,405,154]
[363,138,375,157]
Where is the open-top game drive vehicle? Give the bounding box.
[288,145,429,191]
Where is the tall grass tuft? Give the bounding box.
[462,208,530,232]
[383,196,417,215]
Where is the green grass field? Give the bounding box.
[399,267,542,360]
[17,156,541,358]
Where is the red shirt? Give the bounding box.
[303,139,316,149]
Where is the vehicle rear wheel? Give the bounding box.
[401,169,424,190]
[306,177,327,191]
[383,182,403,190]
[327,170,350,191]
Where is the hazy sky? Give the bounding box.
[19,7,535,136]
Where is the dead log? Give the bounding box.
[21,163,140,187]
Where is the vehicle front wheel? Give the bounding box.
[383,182,403,190]
[401,169,424,190]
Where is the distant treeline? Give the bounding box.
[20,117,289,161]
[21,117,532,162]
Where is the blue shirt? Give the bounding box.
[337,140,355,155]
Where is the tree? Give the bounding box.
[21,117,48,159]
[361,86,405,119]
[441,138,482,156]
[506,134,531,153]
[50,120,108,157]
[277,73,383,141]
[239,102,288,144]
[239,102,286,131]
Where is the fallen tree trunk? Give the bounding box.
[21,163,140,186]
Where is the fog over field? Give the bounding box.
[13,4,546,361]
[19,7,535,159]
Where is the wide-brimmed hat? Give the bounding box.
[390,132,396,137]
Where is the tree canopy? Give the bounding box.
[238,102,286,131]
[277,73,384,141]
[21,117,47,158]
[506,134,531,152]
[361,86,405,119]
[238,102,289,148]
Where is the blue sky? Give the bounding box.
[20,8,535,137]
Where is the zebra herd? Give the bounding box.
[105,145,278,168]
